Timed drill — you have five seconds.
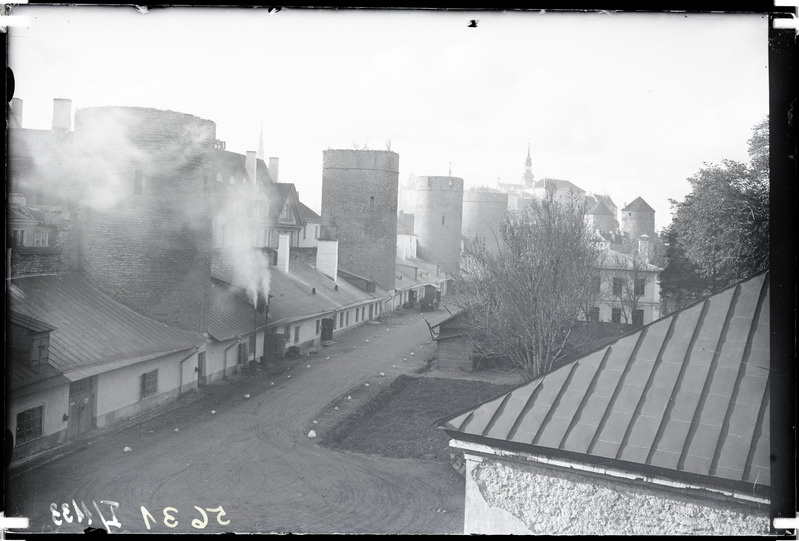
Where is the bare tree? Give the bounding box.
[455,186,602,380]
[600,236,658,326]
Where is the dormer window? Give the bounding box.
[280,203,291,221]
[9,315,55,369]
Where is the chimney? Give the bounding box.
[10,98,22,127]
[277,232,291,273]
[52,98,72,132]
[316,239,339,282]
[245,151,257,184]
[269,157,279,183]
[9,193,27,208]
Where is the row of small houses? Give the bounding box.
[7,237,450,464]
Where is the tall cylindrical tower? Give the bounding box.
[621,196,656,240]
[462,189,508,255]
[321,149,399,292]
[413,176,464,274]
[74,106,216,333]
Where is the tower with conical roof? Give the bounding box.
[523,144,535,188]
[621,196,655,240]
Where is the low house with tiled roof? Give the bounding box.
[7,273,208,462]
[436,272,771,535]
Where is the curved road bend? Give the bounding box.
[6,308,463,534]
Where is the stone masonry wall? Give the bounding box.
[75,107,216,333]
[413,176,463,274]
[321,149,399,292]
[463,454,770,535]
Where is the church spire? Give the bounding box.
[257,123,265,161]
[523,143,535,188]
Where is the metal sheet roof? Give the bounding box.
[8,274,207,374]
[207,278,271,341]
[436,272,770,493]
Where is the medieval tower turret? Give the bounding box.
[412,176,463,275]
[621,196,656,240]
[462,188,508,255]
[74,106,216,333]
[320,149,399,291]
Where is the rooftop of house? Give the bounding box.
[533,177,586,194]
[206,278,273,342]
[599,247,662,272]
[215,149,273,185]
[297,201,321,222]
[436,272,771,496]
[8,273,207,378]
[587,200,615,217]
[211,257,388,327]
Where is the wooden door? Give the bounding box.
[67,377,96,439]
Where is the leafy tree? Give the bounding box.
[660,117,769,300]
[455,187,602,380]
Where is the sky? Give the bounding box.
[7,6,769,232]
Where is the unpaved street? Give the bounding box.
[6,308,463,534]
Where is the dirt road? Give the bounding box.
[6,308,463,534]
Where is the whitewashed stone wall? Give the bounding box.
[463,453,770,536]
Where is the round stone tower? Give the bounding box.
[621,196,656,240]
[321,149,399,292]
[413,176,464,274]
[74,106,216,333]
[462,188,508,254]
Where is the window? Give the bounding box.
[346,311,350,326]
[12,229,25,247]
[284,325,290,336]
[34,232,49,247]
[133,170,143,195]
[612,278,624,296]
[592,275,601,294]
[340,312,345,327]
[370,196,375,208]
[140,369,158,400]
[30,333,50,367]
[611,308,622,324]
[316,320,321,335]
[633,309,644,327]
[303,227,307,240]
[315,226,319,239]
[16,406,43,444]
[589,307,600,322]
[441,215,446,225]
[216,173,223,183]
[294,325,300,343]
[355,308,360,323]
[70,377,93,396]
[249,334,256,356]
[280,203,291,221]
[634,278,646,297]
